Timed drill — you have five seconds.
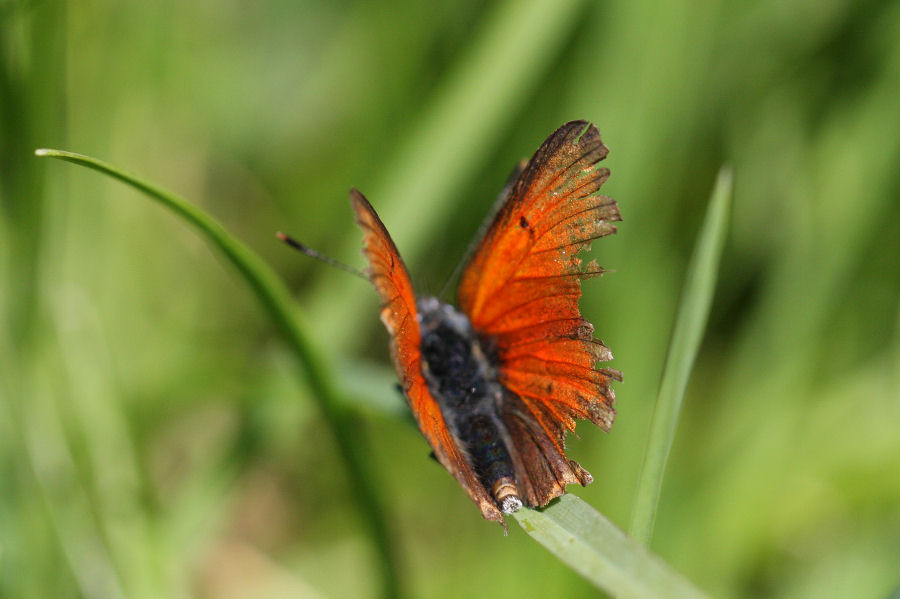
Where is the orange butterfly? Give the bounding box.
[351,121,621,527]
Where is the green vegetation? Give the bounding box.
[630,168,731,546]
[3,1,899,598]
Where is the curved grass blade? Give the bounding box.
[629,167,733,545]
[513,495,712,599]
[34,148,403,599]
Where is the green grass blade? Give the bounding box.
[513,495,711,599]
[34,148,403,599]
[629,168,733,545]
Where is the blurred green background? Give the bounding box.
[2,0,899,598]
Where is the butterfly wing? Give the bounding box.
[350,189,504,525]
[457,121,621,507]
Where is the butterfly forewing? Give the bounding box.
[350,189,505,525]
[457,121,621,506]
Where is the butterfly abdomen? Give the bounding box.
[456,413,522,513]
[417,297,522,513]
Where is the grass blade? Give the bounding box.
[34,149,403,599]
[513,495,711,598]
[629,168,733,545]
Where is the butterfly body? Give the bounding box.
[349,121,621,528]
[417,297,523,513]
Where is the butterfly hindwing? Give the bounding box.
[350,189,504,525]
[457,121,621,506]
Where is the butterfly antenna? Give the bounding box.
[276,232,368,280]
[438,157,529,300]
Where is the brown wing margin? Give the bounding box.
[456,122,621,502]
[350,189,504,526]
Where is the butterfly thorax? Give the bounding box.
[416,297,523,513]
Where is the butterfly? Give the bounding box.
[351,121,620,528]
